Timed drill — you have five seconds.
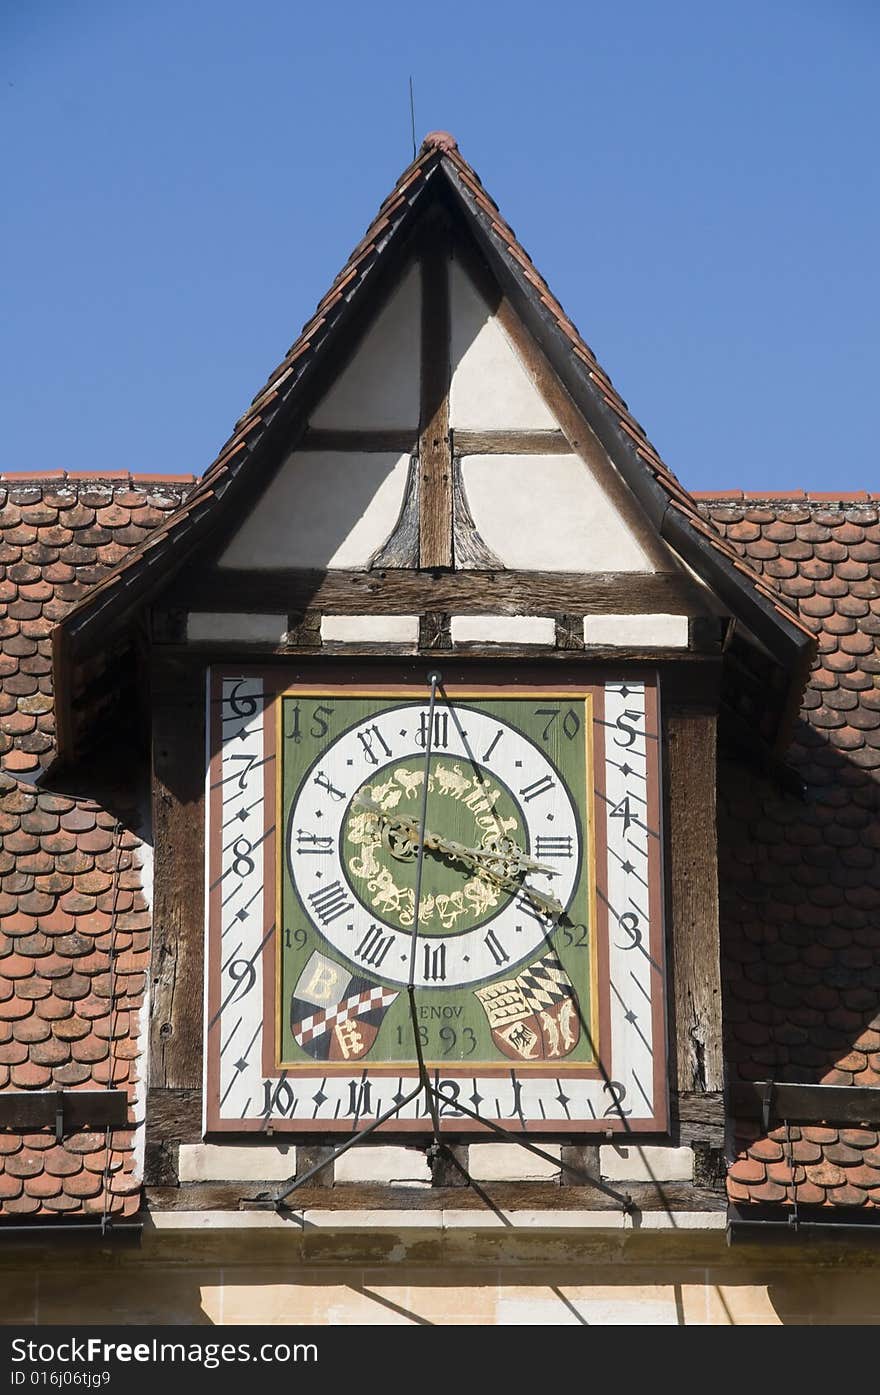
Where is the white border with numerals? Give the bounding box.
[205,674,666,1133]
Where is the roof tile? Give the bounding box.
[706,496,880,1211]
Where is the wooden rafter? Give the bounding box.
[418,227,452,568]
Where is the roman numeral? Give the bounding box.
[515,892,547,924]
[519,775,555,803]
[423,943,447,982]
[314,770,345,801]
[296,830,334,855]
[307,880,353,926]
[416,711,448,749]
[357,724,392,766]
[535,835,573,859]
[346,1080,374,1117]
[482,729,503,763]
[355,924,396,968]
[484,928,509,966]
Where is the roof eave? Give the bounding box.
[438,154,816,733]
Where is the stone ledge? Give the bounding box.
[143,1208,727,1232]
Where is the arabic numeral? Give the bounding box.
[603,1079,632,1118]
[232,837,255,877]
[560,922,589,948]
[311,704,334,739]
[616,911,642,951]
[397,1025,429,1047]
[562,708,580,739]
[228,958,257,1001]
[228,681,257,717]
[614,709,642,748]
[436,1080,464,1117]
[229,752,260,790]
[262,1078,296,1117]
[535,707,580,740]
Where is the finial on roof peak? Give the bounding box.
[421,130,458,153]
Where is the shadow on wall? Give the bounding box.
[4,1258,880,1325]
[719,716,880,1095]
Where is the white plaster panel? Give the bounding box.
[583,614,689,648]
[186,613,287,644]
[320,614,419,644]
[178,1144,296,1183]
[468,1143,561,1182]
[600,1145,694,1183]
[218,451,411,569]
[460,455,661,572]
[311,264,420,429]
[333,1146,431,1187]
[450,614,555,645]
[449,261,558,429]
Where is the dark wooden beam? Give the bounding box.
[301,429,417,453]
[0,1090,128,1133]
[665,709,723,1095]
[149,655,206,1091]
[418,232,452,568]
[731,1082,880,1127]
[145,1088,203,1143]
[452,429,570,455]
[176,568,700,617]
[147,1181,726,1214]
[672,1091,725,1149]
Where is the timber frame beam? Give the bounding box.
[418,224,453,568]
[664,699,724,1098]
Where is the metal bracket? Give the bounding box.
[761,1080,776,1134]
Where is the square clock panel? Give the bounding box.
[204,670,668,1135]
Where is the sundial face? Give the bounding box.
[205,671,669,1135]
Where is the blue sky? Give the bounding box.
[3,1,878,491]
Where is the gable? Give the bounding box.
[215,235,670,575]
[51,131,814,768]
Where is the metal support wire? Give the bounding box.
[267,671,633,1216]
